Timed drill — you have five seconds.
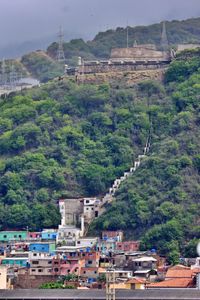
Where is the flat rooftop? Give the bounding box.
[1,289,200,300]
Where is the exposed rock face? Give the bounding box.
[77,68,166,86]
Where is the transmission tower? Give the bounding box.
[56,26,65,62]
[9,64,18,89]
[0,58,6,87]
[126,26,129,48]
[161,21,169,51]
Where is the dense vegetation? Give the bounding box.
[21,51,63,82]
[89,49,200,263]
[1,49,200,262]
[0,76,149,230]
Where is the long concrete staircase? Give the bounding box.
[84,128,152,235]
[100,131,151,209]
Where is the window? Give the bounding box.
[33,253,37,257]
[54,268,59,272]
[32,261,39,265]
[88,260,92,264]
[86,200,89,203]
[83,271,86,274]
[94,271,97,274]
[19,235,22,238]
[14,235,17,238]
[38,269,43,273]
[3,235,7,238]
[31,269,36,272]
[77,241,80,244]
[48,261,52,264]
[54,261,58,265]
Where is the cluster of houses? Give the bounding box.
[0,197,200,290]
[0,226,200,290]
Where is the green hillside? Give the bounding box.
[0,77,147,230]
[89,49,200,262]
[1,44,200,260]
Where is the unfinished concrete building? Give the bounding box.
[57,198,101,243]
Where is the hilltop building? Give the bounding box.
[76,42,171,75]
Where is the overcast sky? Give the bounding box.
[0,0,200,47]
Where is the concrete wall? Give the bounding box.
[63,199,83,227]
[111,47,169,61]
[14,274,58,289]
[177,44,200,52]
[81,61,169,74]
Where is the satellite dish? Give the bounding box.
[197,242,200,256]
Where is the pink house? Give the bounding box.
[51,256,85,276]
[28,232,42,239]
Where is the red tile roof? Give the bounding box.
[147,278,195,288]
[166,268,194,278]
[170,264,190,270]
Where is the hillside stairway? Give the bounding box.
[83,128,152,236]
[100,132,151,209]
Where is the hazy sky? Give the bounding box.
[0,0,200,46]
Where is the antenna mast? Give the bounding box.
[161,21,169,51]
[57,26,65,62]
[126,26,129,48]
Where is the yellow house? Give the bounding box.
[110,278,146,290]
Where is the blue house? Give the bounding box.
[29,242,56,254]
[41,230,57,241]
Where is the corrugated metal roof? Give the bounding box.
[1,289,200,300]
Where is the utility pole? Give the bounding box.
[106,264,116,300]
[56,26,65,62]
